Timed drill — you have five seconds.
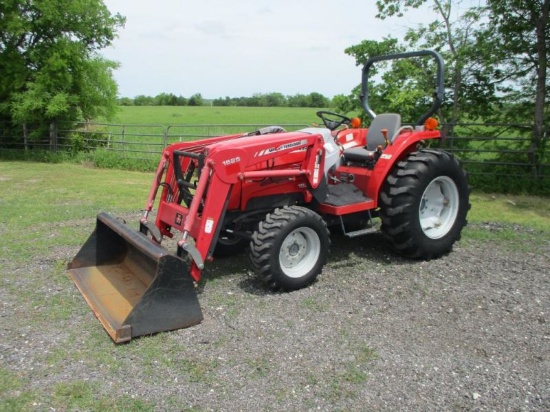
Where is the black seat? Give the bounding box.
[343,113,401,163]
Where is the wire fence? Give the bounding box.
[1,120,548,185]
[437,123,548,184]
[0,121,311,159]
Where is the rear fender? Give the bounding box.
[367,131,441,203]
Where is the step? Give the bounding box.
[344,226,379,238]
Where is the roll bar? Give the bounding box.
[361,50,445,125]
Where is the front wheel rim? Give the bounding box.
[279,227,321,278]
[419,176,459,239]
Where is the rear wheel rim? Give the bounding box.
[419,176,459,239]
[279,227,320,278]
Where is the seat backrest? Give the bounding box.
[366,113,401,150]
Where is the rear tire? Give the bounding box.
[213,231,248,257]
[380,149,470,259]
[250,206,330,291]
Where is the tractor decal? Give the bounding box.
[254,139,307,157]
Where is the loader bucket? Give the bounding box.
[68,212,203,343]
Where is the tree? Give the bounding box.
[118,97,134,106]
[308,92,329,108]
[188,93,204,106]
[371,1,498,126]
[483,0,549,163]
[287,94,309,107]
[154,92,181,106]
[373,0,549,170]
[133,95,155,106]
[0,0,125,128]
[340,38,404,118]
[265,92,287,107]
[175,95,188,106]
[337,37,442,121]
[330,94,351,112]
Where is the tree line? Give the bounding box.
[118,92,332,108]
[119,93,204,107]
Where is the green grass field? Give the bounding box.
[106,105,327,127]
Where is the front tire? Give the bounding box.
[380,149,470,259]
[249,206,330,291]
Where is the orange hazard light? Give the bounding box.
[424,117,439,131]
[350,117,362,128]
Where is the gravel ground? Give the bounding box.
[1,219,549,411]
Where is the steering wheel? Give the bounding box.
[316,110,352,131]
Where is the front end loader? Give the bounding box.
[68,130,328,342]
[68,50,470,343]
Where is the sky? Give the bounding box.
[100,0,455,99]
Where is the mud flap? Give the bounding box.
[67,212,203,343]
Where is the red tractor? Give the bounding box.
[68,50,470,343]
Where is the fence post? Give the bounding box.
[23,123,28,151]
[49,122,58,152]
[121,125,126,156]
